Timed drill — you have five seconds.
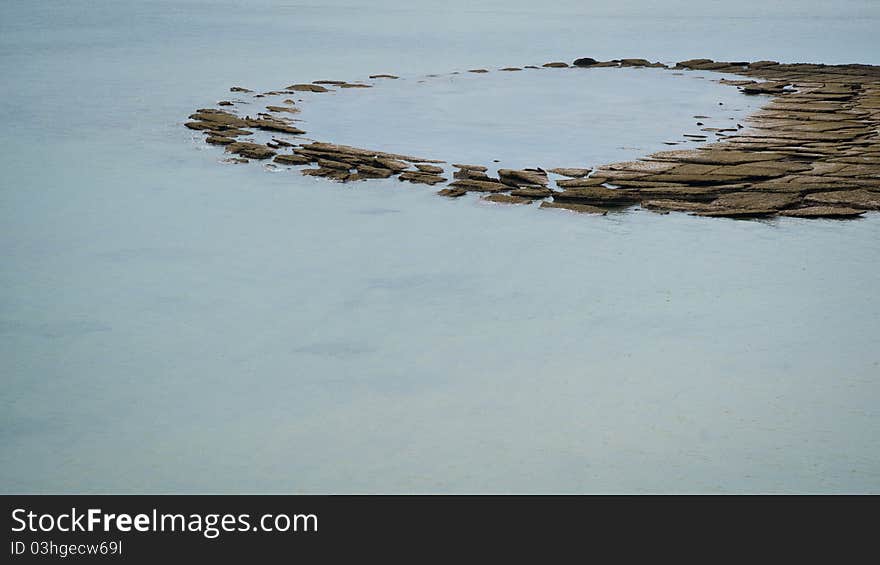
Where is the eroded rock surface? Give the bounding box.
[187,57,880,220]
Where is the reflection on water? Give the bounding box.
[1,0,879,493]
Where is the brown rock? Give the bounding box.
[741,81,790,95]
[804,189,880,209]
[540,201,607,214]
[498,168,549,187]
[398,171,446,185]
[274,154,313,165]
[693,192,801,217]
[619,58,652,67]
[572,57,599,67]
[482,194,532,205]
[303,142,443,164]
[779,206,866,218]
[301,167,350,181]
[454,169,492,181]
[642,200,715,213]
[647,149,789,165]
[549,167,592,177]
[542,62,569,68]
[356,165,394,179]
[553,187,639,206]
[556,177,608,188]
[246,118,306,135]
[226,142,276,160]
[266,105,299,114]
[675,59,715,69]
[415,164,444,174]
[373,157,411,172]
[448,179,507,192]
[317,159,353,170]
[510,187,554,198]
[438,187,468,197]
[205,135,234,145]
[286,84,331,92]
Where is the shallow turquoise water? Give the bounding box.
[1,0,879,493]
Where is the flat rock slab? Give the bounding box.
[448,179,508,193]
[286,84,331,92]
[483,194,532,205]
[398,171,446,185]
[549,167,592,177]
[780,206,866,218]
[498,169,549,187]
[226,142,275,159]
[804,189,880,209]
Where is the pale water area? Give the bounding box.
[1,0,878,492]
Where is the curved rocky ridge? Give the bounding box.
[184,57,880,220]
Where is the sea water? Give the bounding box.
[1,0,878,492]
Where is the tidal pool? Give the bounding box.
[1,0,879,493]
[288,66,762,171]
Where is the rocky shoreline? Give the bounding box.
[184,58,880,219]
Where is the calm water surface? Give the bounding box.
[1,0,878,492]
